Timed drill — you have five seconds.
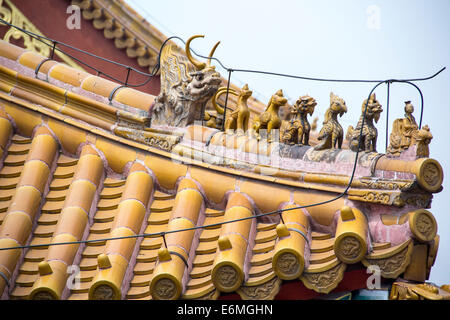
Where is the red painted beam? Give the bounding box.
[1,0,160,95]
[218,268,369,300]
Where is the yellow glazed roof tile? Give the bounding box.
[89,221,112,234]
[126,286,151,299]
[310,237,335,253]
[311,231,333,240]
[24,249,46,262]
[10,286,32,299]
[0,165,23,178]
[49,177,73,191]
[193,252,216,267]
[103,178,126,187]
[5,143,29,154]
[150,198,175,212]
[143,223,167,236]
[305,257,340,273]
[19,261,39,275]
[56,154,79,167]
[93,209,117,223]
[198,228,221,242]
[133,262,156,275]
[68,293,89,300]
[190,265,212,279]
[139,238,163,251]
[37,213,60,225]
[79,257,98,271]
[130,274,152,287]
[187,274,212,290]
[253,239,276,254]
[33,224,56,237]
[78,270,98,282]
[70,281,91,294]
[86,233,107,246]
[309,250,336,265]
[195,241,217,255]
[147,211,170,225]
[250,251,273,266]
[41,201,63,214]
[82,245,104,259]
[182,283,216,300]
[136,248,159,263]
[249,263,273,278]
[255,228,277,243]
[0,40,27,60]
[29,236,51,248]
[15,273,38,287]
[45,189,68,201]
[245,271,277,287]
[372,242,392,251]
[365,240,410,259]
[153,190,175,200]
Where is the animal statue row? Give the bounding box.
[148,34,431,157]
[246,91,384,153]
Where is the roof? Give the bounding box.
[0,131,427,300]
[0,39,444,299]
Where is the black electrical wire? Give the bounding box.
[0,17,169,87]
[0,20,446,252]
[221,69,233,131]
[386,82,391,150]
[0,17,445,88]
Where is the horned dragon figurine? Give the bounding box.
[150,35,222,127]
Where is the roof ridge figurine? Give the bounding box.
[314,92,347,150]
[212,83,252,135]
[281,95,317,146]
[387,101,433,158]
[252,89,288,142]
[347,93,383,152]
[150,35,222,127]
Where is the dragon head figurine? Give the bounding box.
[329,92,348,118]
[150,35,222,127]
[362,93,383,123]
[294,95,317,116]
[184,35,222,101]
[270,89,288,108]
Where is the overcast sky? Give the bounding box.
[127,0,450,285]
